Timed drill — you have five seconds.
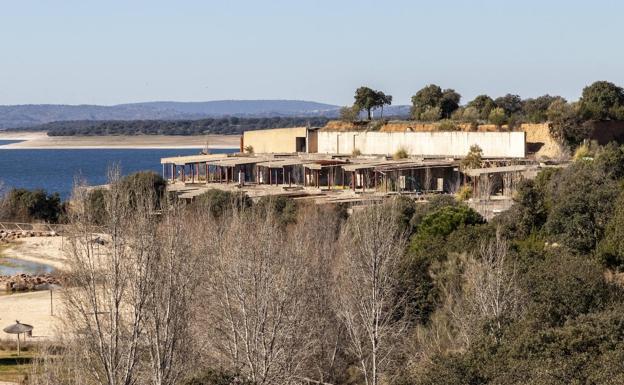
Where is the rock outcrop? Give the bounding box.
[0,230,57,245]
[0,274,61,292]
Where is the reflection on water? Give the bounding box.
[0,257,55,276]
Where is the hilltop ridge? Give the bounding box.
[0,99,343,129]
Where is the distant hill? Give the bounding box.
[28,117,332,136]
[125,100,340,116]
[0,100,342,129]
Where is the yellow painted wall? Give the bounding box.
[243,127,308,153]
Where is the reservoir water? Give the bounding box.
[0,140,235,199]
[0,257,55,276]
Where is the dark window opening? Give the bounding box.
[296,137,306,152]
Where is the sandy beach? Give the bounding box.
[0,290,63,339]
[0,131,240,149]
[1,237,68,271]
[0,237,67,341]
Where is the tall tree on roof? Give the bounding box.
[411,84,461,120]
[353,86,393,120]
[494,94,524,117]
[578,80,624,120]
[467,95,496,120]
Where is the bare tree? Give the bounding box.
[438,232,524,347]
[197,204,319,385]
[34,167,198,385]
[62,168,159,385]
[335,203,407,385]
[144,201,202,385]
[464,233,524,340]
[291,205,347,385]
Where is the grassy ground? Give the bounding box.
[0,349,35,383]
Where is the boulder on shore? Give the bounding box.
[0,229,59,244]
[0,274,61,292]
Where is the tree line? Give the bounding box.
[19,142,624,384]
[22,116,330,136]
[342,81,624,147]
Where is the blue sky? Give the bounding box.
[1,0,622,106]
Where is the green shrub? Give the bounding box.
[118,171,167,208]
[488,107,507,126]
[544,161,619,254]
[397,204,486,325]
[391,196,418,235]
[339,105,360,122]
[438,119,460,131]
[86,188,108,225]
[597,190,624,269]
[393,147,409,160]
[419,106,442,121]
[256,196,297,227]
[409,195,458,229]
[0,188,62,223]
[460,145,483,170]
[456,185,472,201]
[412,205,484,241]
[413,306,624,384]
[461,106,480,123]
[194,189,251,218]
[594,142,624,180]
[524,253,611,326]
[573,141,598,160]
[493,179,548,239]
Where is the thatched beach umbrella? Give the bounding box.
[3,320,33,355]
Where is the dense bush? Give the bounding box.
[0,188,62,223]
[414,305,624,384]
[578,80,624,120]
[255,196,298,227]
[524,252,611,326]
[85,188,108,225]
[411,205,484,241]
[193,189,251,218]
[598,190,624,269]
[393,203,487,324]
[395,144,624,384]
[118,171,167,208]
[544,161,619,254]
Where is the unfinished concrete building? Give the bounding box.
[161,124,549,217]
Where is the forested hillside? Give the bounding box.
[26,116,331,136]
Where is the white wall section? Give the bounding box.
[317,131,526,158]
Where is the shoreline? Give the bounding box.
[0,131,241,150]
[0,238,68,271]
